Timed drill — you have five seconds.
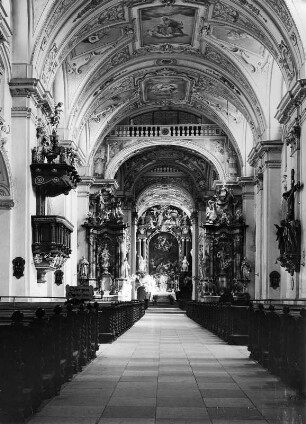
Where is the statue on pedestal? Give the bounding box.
[181,256,189,272]
[101,245,110,273]
[123,256,130,278]
[79,256,89,279]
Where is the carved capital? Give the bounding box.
[9,78,53,113]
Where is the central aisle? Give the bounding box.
[27,307,305,424]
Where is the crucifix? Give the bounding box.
[282,169,302,221]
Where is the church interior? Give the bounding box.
[1,0,306,422]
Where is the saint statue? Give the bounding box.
[241,257,251,280]
[101,245,110,273]
[138,255,146,272]
[123,256,130,278]
[181,256,189,272]
[79,256,89,279]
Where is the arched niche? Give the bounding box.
[0,146,13,209]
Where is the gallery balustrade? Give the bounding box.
[108,124,224,138]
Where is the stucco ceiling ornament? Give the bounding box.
[73,0,106,22]
[40,3,128,85]
[278,40,296,82]
[66,51,102,75]
[32,0,75,58]
[264,0,293,32]
[212,3,278,57]
[212,2,240,22]
[90,102,125,123]
[41,43,58,85]
[235,0,267,23]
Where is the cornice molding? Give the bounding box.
[9,78,53,114]
[275,79,306,124]
[248,140,283,167]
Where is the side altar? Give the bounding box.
[80,183,131,299]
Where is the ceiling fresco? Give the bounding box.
[140,6,197,46]
[28,0,305,195]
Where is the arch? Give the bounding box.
[104,139,226,181]
[136,184,195,217]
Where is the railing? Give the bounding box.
[108,124,224,138]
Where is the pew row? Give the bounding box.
[0,300,145,420]
[184,301,306,396]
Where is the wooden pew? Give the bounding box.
[0,302,99,420]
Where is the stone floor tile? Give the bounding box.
[212,421,268,424]
[25,418,99,424]
[107,397,156,407]
[156,420,211,424]
[157,397,205,407]
[101,405,156,418]
[112,389,157,398]
[98,419,155,424]
[156,406,209,419]
[204,397,254,407]
[158,375,197,383]
[207,407,264,420]
[200,389,246,398]
[197,382,240,389]
[34,405,105,418]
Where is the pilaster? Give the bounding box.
[77,177,94,264]
[248,141,283,300]
[10,93,38,296]
[191,211,199,300]
[238,176,255,299]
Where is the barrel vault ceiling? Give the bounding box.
[30,0,304,184]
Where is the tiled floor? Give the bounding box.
[26,307,306,424]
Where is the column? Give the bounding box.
[88,231,96,280]
[142,238,147,271]
[119,235,126,279]
[77,177,93,276]
[191,211,199,300]
[136,238,141,271]
[181,238,186,260]
[10,84,40,296]
[238,176,255,298]
[248,141,282,299]
[131,213,137,275]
